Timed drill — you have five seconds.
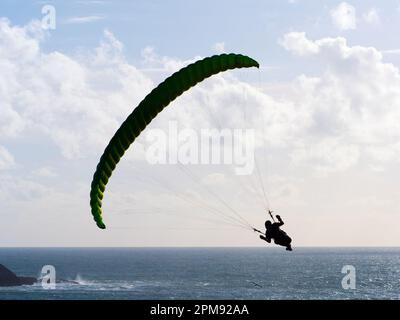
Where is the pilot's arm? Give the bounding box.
[276,215,284,226]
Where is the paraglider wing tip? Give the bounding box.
[97,221,106,229]
[247,58,259,69]
[247,56,260,68]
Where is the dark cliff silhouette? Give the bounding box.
[0,264,37,287]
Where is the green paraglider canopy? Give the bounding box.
[90,53,259,229]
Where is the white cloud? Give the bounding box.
[140,46,200,73]
[202,173,226,186]
[214,42,226,53]
[291,139,360,175]
[32,166,57,177]
[3,17,400,177]
[0,146,14,170]
[64,15,105,24]
[382,49,400,54]
[362,8,380,25]
[280,31,400,172]
[330,2,356,30]
[0,18,153,159]
[0,175,49,201]
[279,32,319,56]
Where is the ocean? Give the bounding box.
[0,247,399,300]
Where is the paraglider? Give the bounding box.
[254,211,293,251]
[89,52,293,251]
[89,53,259,229]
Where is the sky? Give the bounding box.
[1,0,400,247]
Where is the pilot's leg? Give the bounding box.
[259,235,271,243]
